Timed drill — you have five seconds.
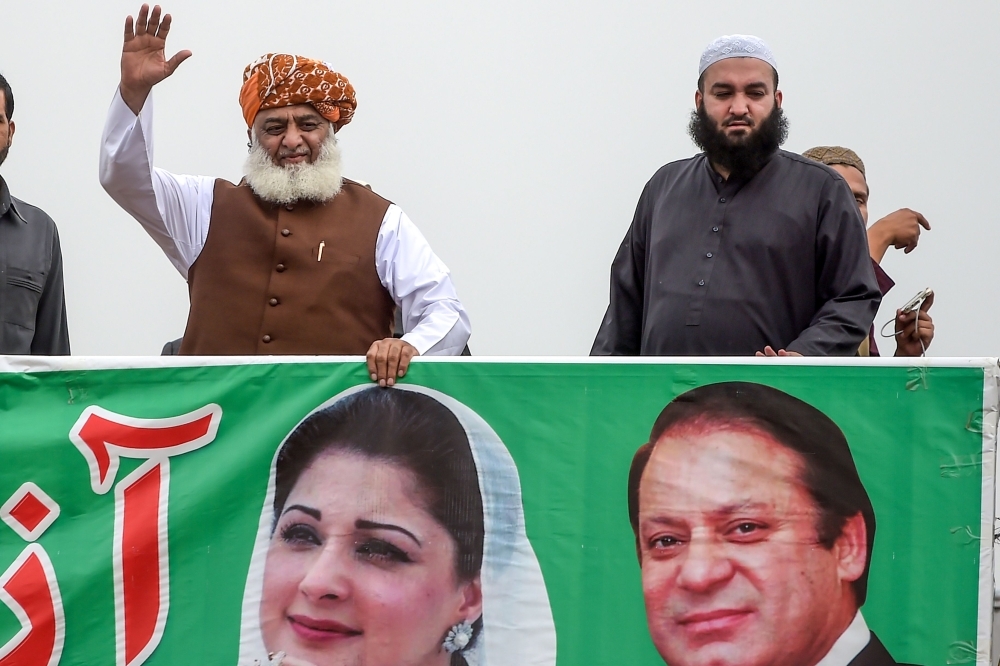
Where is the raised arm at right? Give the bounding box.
[120,4,192,114]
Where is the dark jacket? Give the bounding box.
[849,632,920,666]
[592,150,880,356]
[0,176,69,354]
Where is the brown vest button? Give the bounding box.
[262,334,272,343]
[285,204,294,211]
[269,298,279,306]
[281,228,291,237]
[276,263,286,272]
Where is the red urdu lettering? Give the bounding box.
[69,405,222,666]
[0,544,65,666]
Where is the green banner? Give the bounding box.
[0,358,995,666]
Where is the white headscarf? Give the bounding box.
[238,383,558,666]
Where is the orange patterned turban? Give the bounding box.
[240,54,357,131]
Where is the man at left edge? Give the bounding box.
[0,71,70,355]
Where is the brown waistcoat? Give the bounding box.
[179,179,394,355]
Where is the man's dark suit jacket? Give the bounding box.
[849,632,920,666]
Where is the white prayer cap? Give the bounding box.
[698,34,777,77]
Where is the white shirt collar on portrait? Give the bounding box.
[814,611,871,666]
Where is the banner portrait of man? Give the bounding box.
[627,381,920,666]
[237,384,557,666]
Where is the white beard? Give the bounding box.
[243,131,343,204]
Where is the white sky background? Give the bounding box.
[0,0,996,356]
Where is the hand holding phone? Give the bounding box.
[900,288,933,314]
[892,289,935,357]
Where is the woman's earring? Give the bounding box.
[442,620,474,653]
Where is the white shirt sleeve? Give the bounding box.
[375,206,471,356]
[99,89,215,278]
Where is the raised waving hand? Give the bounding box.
[120,4,192,114]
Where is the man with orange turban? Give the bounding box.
[100,5,470,385]
[239,53,357,132]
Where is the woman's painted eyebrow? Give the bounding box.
[279,508,422,546]
[283,504,321,520]
[356,519,422,547]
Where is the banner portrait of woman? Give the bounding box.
[238,384,557,666]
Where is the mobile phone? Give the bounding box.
[900,288,933,313]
